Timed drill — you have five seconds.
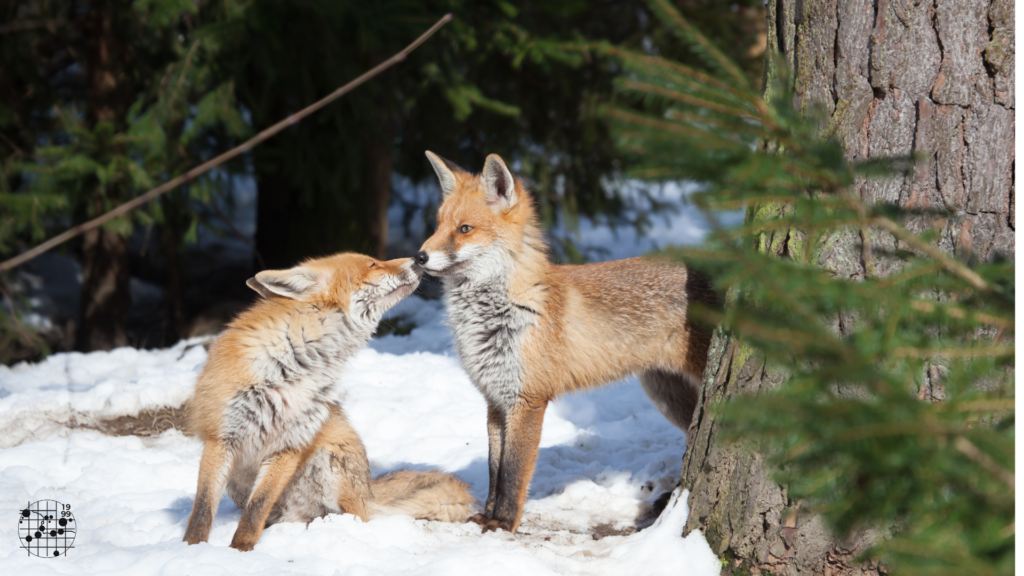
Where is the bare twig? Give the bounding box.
[0,13,453,274]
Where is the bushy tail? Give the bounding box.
[368,469,476,522]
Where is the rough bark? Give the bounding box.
[681,1,1013,574]
[76,0,132,352]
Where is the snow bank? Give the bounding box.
[0,295,720,575]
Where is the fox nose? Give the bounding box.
[415,251,429,266]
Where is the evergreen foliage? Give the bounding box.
[1,0,252,352]
[593,1,1014,573]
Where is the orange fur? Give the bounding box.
[183,252,476,550]
[419,152,717,533]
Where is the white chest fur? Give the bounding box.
[444,276,536,409]
[222,309,371,457]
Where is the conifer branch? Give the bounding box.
[954,437,1014,491]
[644,0,751,89]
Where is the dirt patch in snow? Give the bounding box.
[91,405,190,437]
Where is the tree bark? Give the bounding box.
[77,0,132,352]
[681,1,1013,574]
[77,224,130,351]
[365,111,394,261]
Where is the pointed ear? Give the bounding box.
[246,277,274,299]
[482,154,518,212]
[253,267,321,301]
[425,151,465,197]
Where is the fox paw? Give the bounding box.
[229,539,256,552]
[479,518,515,533]
[469,513,490,526]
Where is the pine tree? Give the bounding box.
[1,0,247,351]
[591,1,1014,573]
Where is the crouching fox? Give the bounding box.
[182,252,475,551]
[417,152,718,534]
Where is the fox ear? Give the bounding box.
[425,151,465,197]
[482,154,517,213]
[246,277,274,299]
[253,267,321,301]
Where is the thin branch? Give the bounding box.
[620,79,761,121]
[908,300,1013,329]
[646,0,751,89]
[166,38,202,113]
[871,217,991,292]
[891,345,1013,359]
[0,14,453,273]
[954,437,1014,491]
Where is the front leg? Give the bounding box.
[229,449,303,551]
[183,438,233,545]
[470,403,505,525]
[481,398,547,533]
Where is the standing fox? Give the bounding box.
[182,252,475,551]
[417,152,717,533]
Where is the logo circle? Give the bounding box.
[18,500,75,558]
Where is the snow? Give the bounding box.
[0,299,720,575]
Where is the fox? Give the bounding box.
[182,252,476,551]
[416,151,718,534]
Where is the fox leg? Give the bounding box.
[331,441,373,522]
[229,449,303,551]
[470,403,505,525]
[183,438,233,545]
[481,399,546,533]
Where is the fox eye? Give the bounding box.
[459,224,474,234]
[369,261,377,268]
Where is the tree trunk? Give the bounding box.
[77,225,130,351]
[253,97,393,268]
[365,111,394,260]
[77,0,132,352]
[681,1,1013,574]
[161,194,186,344]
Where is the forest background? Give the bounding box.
[0,0,766,357]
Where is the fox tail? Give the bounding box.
[368,469,476,522]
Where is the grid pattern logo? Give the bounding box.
[18,500,76,558]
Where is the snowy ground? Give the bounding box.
[0,294,720,575]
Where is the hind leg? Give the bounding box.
[267,448,341,527]
[639,369,700,432]
[317,407,372,521]
[265,410,372,526]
